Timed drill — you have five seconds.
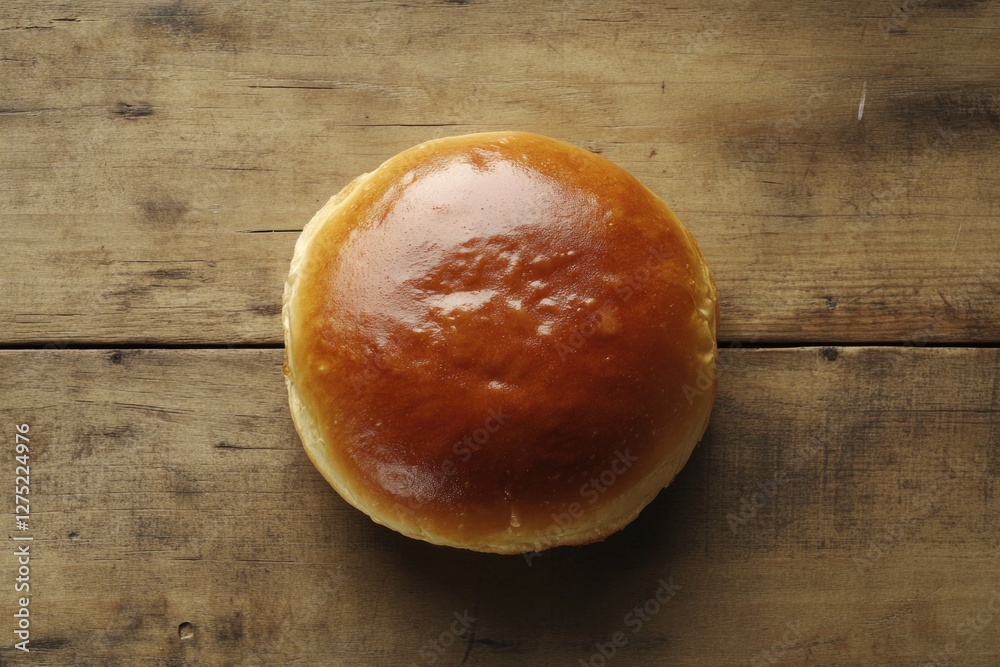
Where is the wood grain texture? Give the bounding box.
[0,347,997,666]
[2,2,999,666]
[2,0,999,345]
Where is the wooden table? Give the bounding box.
[2,1,998,665]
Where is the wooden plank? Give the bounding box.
[2,1,998,345]
[0,346,996,665]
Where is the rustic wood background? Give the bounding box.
[1,1,998,665]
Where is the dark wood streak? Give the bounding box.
[114,102,154,119]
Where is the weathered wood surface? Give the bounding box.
[2,0,999,345]
[3,1,999,666]
[0,347,997,666]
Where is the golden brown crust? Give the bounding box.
[283,132,717,554]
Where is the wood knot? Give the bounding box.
[114,102,154,119]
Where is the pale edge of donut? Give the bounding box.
[282,132,718,555]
